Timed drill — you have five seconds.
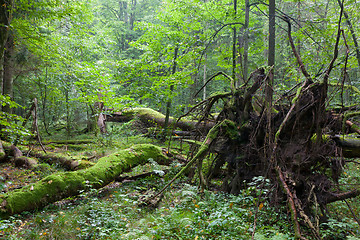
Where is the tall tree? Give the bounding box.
[266,0,275,154]
[0,0,13,98]
[2,33,14,113]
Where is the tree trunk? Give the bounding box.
[0,0,13,80]
[40,67,51,135]
[2,33,14,114]
[107,107,214,132]
[242,0,249,83]
[4,145,38,169]
[2,143,94,170]
[332,135,360,158]
[337,0,360,68]
[65,86,71,138]
[95,91,108,134]
[231,0,237,81]
[164,47,179,132]
[30,151,94,170]
[266,0,276,157]
[203,55,207,101]
[0,144,168,217]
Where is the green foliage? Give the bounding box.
[320,218,359,239]
[0,95,31,143]
[0,132,359,239]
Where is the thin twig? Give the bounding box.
[344,199,360,228]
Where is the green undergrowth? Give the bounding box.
[0,177,291,239]
[1,173,359,239]
[1,125,359,239]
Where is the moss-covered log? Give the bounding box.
[29,151,95,170]
[43,139,95,145]
[1,145,38,169]
[0,144,168,217]
[2,144,93,170]
[332,135,360,158]
[107,108,214,131]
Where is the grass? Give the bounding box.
[1,124,360,239]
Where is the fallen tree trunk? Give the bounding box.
[332,135,360,158]
[0,144,168,217]
[29,151,95,170]
[43,139,95,145]
[107,108,214,132]
[0,145,38,169]
[10,145,38,169]
[2,144,94,170]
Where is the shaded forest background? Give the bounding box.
[1,0,360,239]
[1,0,359,134]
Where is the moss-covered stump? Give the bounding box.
[0,144,168,217]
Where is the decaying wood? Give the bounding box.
[29,151,94,171]
[332,135,360,158]
[43,139,95,145]
[345,120,360,135]
[142,120,226,205]
[107,107,214,132]
[0,144,168,217]
[166,63,359,239]
[9,145,38,169]
[2,144,91,170]
[276,166,303,239]
[116,169,169,182]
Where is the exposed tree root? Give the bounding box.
[168,65,360,239]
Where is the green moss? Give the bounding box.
[342,111,360,133]
[0,144,168,217]
[291,86,302,104]
[44,139,95,145]
[224,120,238,140]
[310,134,331,143]
[135,108,166,119]
[74,160,95,170]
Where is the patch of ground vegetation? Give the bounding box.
[0,126,359,239]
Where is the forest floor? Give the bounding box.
[1,125,360,240]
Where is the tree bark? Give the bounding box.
[2,33,14,114]
[0,144,168,217]
[95,91,108,134]
[107,107,214,131]
[164,47,178,132]
[0,0,13,75]
[242,0,249,83]
[232,0,237,81]
[7,145,38,169]
[336,0,360,68]
[332,135,360,158]
[2,144,94,170]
